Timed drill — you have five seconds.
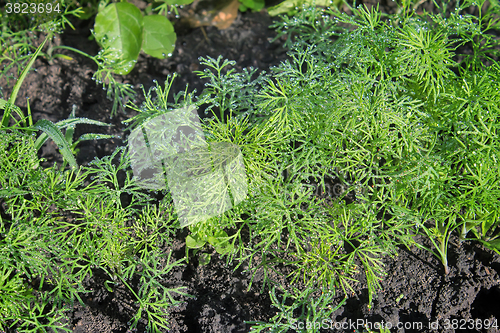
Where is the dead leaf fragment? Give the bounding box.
[182,0,239,30]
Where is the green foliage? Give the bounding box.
[125,0,500,313]
[247,286,346,332]
[0,35,48,128]
[34,106,115,155]
[117,251,190,332]
[146,0,195,16]
[1,0,72,32]
[142,14,177,58]
[94,2,143,75]
[268,0,342,16]
[0,32,187,329]
[0,42,115,170]
[186,218,235,264]
[33,119,79,169]
[3,0,500,330]
[264,0,500,278]
[93,1,177,75]
[31,109,114,170]
[238,0,266,13]
[0,138,189,330]
[194,55,266,121]
[0,0,82,90]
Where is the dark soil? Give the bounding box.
[2,1,500,332]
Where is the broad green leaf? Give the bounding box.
[239,0,265,11]
[33,119,78,170]
[207,230,233,255]
[142,15,176,59]
[186,234,206,249]
[94,2,143,75]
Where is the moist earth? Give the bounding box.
[2,1,500,332]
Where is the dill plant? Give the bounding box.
[242,0,500,328]
[123,1,500,325]
[0,138,189,331]
[264,0,500,287]
[0,42,187,333]
[3,0,497,330]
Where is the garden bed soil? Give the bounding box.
[2,1,500,332]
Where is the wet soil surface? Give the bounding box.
[2,1,500,332]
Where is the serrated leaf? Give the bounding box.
[142,15,176,59]
[94,2,143,75]
[33,119,78,170]
[34,117,112,151]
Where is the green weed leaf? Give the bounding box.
[142,15,176,59]
[94,2,143,75]
[239,0,265,12]
[33,119,78,170]
[1,35,48,128]
[208,230,233,255]
[34,117,112,151]
[483,239,500,251]
[186,234,206,249]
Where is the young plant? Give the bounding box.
[206,0,500,302]
[0,36,116,170]
[124,0,500,324]
[186,217,235,264]
[113,250,190,332]
[1,31,186,333]
[247,285,346,332]
[0,128,85,331]
[0,0,82,90]
[93,1,179,75]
